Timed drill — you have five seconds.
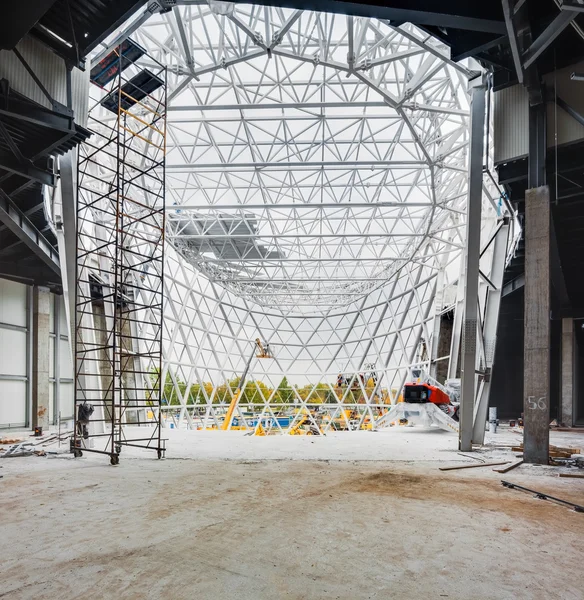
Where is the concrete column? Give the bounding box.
[32,286,51,430]
[523,186,550,464]
[561,318,574,427]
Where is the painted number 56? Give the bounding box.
[527,396,546,410]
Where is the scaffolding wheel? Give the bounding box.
[73,449,83,458]
[157,449,163,459]
[110,454,119,466]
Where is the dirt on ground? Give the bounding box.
[0,455,583,600]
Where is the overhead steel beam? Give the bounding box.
[0,90,74,133]
[523,9,578,70]
[501,0,524,84]
[167,160,428,171]
[91,2,163,67]
[172,233,427,239]
[0,148,54,186]
[561,0,584,12]
[167,100,468,116]
[167,201,438,210]
[0,261,60,285]
[168,101,394,111]
[0,190,60,274]
[502,273,525,297]
[229,0,506,34]
[554,94,584,128]
[173,256,449,263]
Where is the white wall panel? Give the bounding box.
[0,381,27,426]
[59,338,73,379]
[59,383,74,419]
[0,279,27,327]
[0,329,27,377]
[49,335,55,377]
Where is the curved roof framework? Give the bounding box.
[126,5,473,313]
[85,5,513,432]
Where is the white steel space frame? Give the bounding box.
[58,2,521,442]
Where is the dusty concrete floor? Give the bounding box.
[1,430,584,599]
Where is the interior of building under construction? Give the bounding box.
[1,1,583,598]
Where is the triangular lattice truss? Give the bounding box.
[89,4,516,435]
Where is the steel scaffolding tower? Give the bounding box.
[74,41,166,464]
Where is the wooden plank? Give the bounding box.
[439,461,510,471]
[558,473,584,479]
[493,460,523,473]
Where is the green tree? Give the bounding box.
[275,377,295,404]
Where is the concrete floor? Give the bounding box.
[1,429,584,599]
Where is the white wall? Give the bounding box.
[49,294,74,421]
[0,280,74,428]
[0,279,28,427]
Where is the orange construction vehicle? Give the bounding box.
[402,382,450,406]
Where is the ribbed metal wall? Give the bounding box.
[0,36,67,109]
[494,62,584,164]
[493,85,529,164]
[0,35,89,126]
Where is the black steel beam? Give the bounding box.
[0,0,57,50]
[501,0,524,84]
[0,261,60,285]
[0,148,54,187]
[502,273,525,297]
[562,0,584,12]
[0,86,74,133]
[550,214,571,312]
[523,9,578,70]
[528,102,546,189]
[230,0,506,33]
[554,94,584,128]
[0,190,60,274]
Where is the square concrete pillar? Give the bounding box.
[32,286,51,430]
[561,318,574,427]
[523,186,550,464]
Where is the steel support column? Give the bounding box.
[472,219,510,444]
[459,74,487,452]
[528,102,546,189]
[561,318,574,427]
[56,152,77,354]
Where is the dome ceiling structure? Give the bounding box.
[126,4,472,313]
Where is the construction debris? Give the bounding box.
[493,460,523,473]
[0,437,26,445]
[439,461,510,471]
[511,443,581,458]
[0,432,73,458]
[501,481,584,513]
[558,473,584,479]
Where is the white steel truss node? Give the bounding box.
[87,4,520,434]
